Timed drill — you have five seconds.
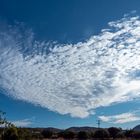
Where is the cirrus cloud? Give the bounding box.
[11,119,32,127]
[99,111,140,124]
[0,15,140,118]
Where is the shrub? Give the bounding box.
[60,130,76,139]
[124,129,134,138]
[2,127,19,140]
[115,132,125,138]
[77,131,89,139]
[41,129,53,138]
[17,128,32,140]
[93,129,110,138]
[132,131,140,139]
[108,127,121,138]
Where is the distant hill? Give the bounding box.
[133,125,140,131]
[43,127,62,133]
[66,126,98,132]
[28,127,62,133]
[27,126,98,133]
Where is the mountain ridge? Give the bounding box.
[133,125,140,131]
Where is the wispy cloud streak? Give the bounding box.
[0,15,140,118]
[99,112,140,124]
[11,119,32,127]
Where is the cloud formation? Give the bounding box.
[11,119,32,127]
[99,112,140,124]
[0,15,140,118]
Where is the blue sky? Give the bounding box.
[0,0,140,129]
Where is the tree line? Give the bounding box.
[39,127,140,139]
[0,111,140,140]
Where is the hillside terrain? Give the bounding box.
[133,125,140,131]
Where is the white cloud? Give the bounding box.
[99,112,140,124]
[11,119,32,127]
[0,15,140,118]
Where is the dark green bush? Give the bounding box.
[93,129,110,138]
[2,127,19,140]
[41,129,53,138]
[115,132,125,138]
[77,131,89,139]
[132,131,140,139]
[59,130,76,139]
[108,127,121,138]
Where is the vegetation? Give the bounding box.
[1,110,140,139]
[59,130,76,139]
[41,129,53,138]
[0,127,140,140]
[93,129,110,138]
[77,131,90,139]
[108,127,122,139]
[1,127,19,140]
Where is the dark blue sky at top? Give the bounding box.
[1,0,140,43]
[1,0,140,128]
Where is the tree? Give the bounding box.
[0,111,6,126]
[124,129,134,138]
[77,131,89,139]
[17,128,32,140]
[108,127,121,139]
[57,131,64,138]
[93,129,110,138]
[1,127,19,140]
[59,130,76,139]
[41,129,53,138]
[132,131,140,139]
[0,111,15,128]
[0,110,19,140]
[115,132,125,138]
